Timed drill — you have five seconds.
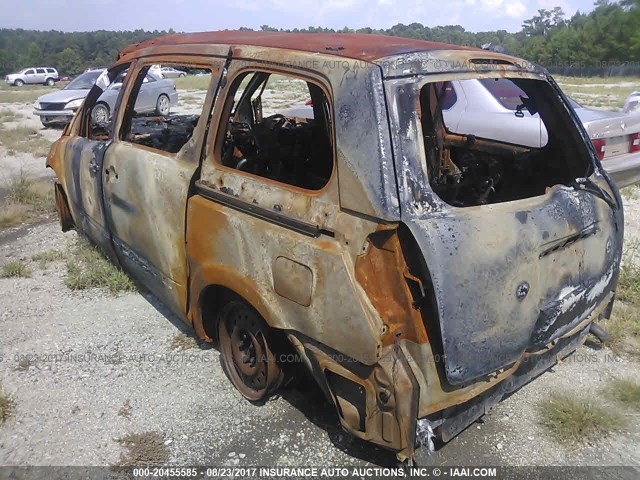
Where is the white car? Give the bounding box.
[5,67,59,86]
[624,92,640,114]
[440,78,640,188]
[149,65,187,78]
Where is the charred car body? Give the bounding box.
[47,32,624,461]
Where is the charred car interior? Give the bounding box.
[220,72,333,190]
[46,31,624,463]
[88,64,209,154]
[422,77,594,207]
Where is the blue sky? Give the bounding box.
[0,0,599,33]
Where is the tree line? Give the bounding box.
[1,0,638,77]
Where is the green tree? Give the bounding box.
[24,41,42,65]
[56,47,82,75]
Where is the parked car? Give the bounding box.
[624,91,640,114]
[46,31,624,462]
[5,67,59,86]
[427,78,640,188]
[569,96,640,188]
[150,65,186,78]
[33,68,178,127]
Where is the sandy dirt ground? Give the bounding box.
[0,79,639,471]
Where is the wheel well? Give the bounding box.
[199,285,244,342]
[198,284,294,357]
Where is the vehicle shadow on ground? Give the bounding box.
[140,291,403,466]
[139,290,213,348]
[276,380,400,466]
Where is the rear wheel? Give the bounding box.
[155,94,170,116]
[179,73,186,78]
[45,78,55,87]
[218,301,284,403]
[14,79,24,87]
[91,103,110,123]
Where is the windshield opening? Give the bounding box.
[64,70,104,90]
[419,77,593,207]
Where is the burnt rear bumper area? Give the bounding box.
[419,319,594,446]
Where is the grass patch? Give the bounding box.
[32,249,66,269]
[115,431,169,466]
[0,385,13,424]
[0,260,32,278]
[537,393,624,444]
[610,379,640,409]
[169,332,199,351]
[555,76,638,110]
[65,237,136,294]
[621,186,640,201]
[0,203,31,228]
[0,172,56,228]
[603,303,640,357]
[0,108,24,123]
[0,82,59,103]
[0,125,52,157]
[174,74,211,91]
[615,239,640,306]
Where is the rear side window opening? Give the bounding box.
[217,71,334,191]
[419,77,593,207]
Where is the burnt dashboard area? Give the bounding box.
[420,78,593,207]
[221,113,332,191]
[91,114,200,153]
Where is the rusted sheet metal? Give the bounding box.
[119,31,474,63]
[375,50,542,78]
[355,227,428,346]
[185,192,387,365]
[287,336,420,461]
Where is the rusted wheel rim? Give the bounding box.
[218,302,282,402]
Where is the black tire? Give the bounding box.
[14,79,24,87]
[155,94,170,116]
[179,73,186,78]
[91,103,110,123]
[217,301,284,403]
[45,78,55,87]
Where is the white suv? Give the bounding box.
[5,67,59,86]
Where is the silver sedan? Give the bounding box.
[33,69,178,127]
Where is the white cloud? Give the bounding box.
[505,1,526,18]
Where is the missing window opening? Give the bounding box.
[218,71,333,191]
[420,77,592,207]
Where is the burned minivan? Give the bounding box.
[47,32,624,461]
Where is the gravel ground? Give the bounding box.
[0,83,639,470]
